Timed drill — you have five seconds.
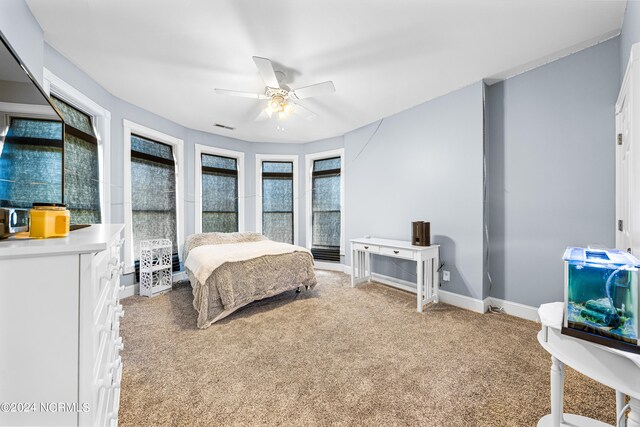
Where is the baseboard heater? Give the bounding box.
[311,247,340,262]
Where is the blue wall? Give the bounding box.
[485,37,620,306]
[620,0,640,77]
[344,83,485,299]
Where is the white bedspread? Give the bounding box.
[185,240,312,284]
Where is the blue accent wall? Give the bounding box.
[485,38,621,306]
[344,83,485,299]
[620,0,640,77]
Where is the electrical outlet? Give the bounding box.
[442,270,450,281]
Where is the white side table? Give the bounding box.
[538,303,640,427]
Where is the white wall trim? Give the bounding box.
[438,290,487,314]
[315,261,346,272]
[485,297,539,322]
[344,266,537,320]
[194,144,245,234]
[123,119,185,275]
[254,153,299,245]
[304,148,345,254]
[43,68,112,224]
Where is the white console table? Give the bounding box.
[350,237,440,312]
[538,303,640,427]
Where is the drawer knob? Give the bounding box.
[393,250,399,254]
[364,246,369,249]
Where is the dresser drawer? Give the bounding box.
[380,247,415,260]
[353,243,379,253]
[94,315,123,382]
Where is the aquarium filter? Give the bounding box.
[562,246,640,354]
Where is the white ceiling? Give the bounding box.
[26,0,626,143]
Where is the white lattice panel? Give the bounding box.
[139,239,172,297]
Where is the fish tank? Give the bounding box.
[562,247,640,354]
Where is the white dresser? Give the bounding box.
[0,224,125,427]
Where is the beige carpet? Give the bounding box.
[119,270,615,427]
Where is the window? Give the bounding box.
[0,117,63,208]
[123,120,184,275]
[311,156,342,261]
[201,153,238,232]
[44,68,111,223]
[50,96,101,224]
[261,160,294,244]
[195,144,244,234]
[130,134,178,271]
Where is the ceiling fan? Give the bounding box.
[215,56,335,121]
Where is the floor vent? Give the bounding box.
[214,123,235,130]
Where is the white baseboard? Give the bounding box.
[120,284,137,299]
[438,290,487,314]
[347,266,537,321]
[119,271,189,299]
[485,297,539,322]
[314,261,346,272]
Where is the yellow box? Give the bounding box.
[29,206,70,238]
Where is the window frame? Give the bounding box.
[305,148,345,255]
[194,144,245,234]
[255,153,299,245]
[43,68,111,224]
[123,120,184,275]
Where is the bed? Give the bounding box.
[183,232,317,328]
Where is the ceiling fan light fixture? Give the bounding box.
[284,103,294,115]
[269,97,281,111]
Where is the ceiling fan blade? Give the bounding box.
[292,102,318,120]
[252,56,280,89]
[290,81,335,100]
[214,88,267,99]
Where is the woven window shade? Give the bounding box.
[201,154,238,233]
[312,157,341,253]
[51,97,101,224]
[0,118,63,208]
[262,161,293,244]
[131,134,178,260]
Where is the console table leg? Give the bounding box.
[417,255,424,313]
[628,397,640,427]
[550,356,565,427]
[351,249,356,287]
